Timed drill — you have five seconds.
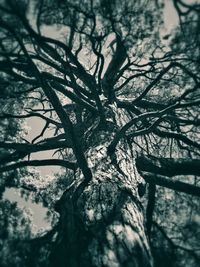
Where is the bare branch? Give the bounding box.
[154,129,200,151]
[0,112,60,126]
[136,155,200,177]
[140,172,200,197]
[0,159,77,173]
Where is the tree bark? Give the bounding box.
[48,107,153,267]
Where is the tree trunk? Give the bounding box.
[48,106,153,267]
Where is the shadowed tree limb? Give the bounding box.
[0,139,72,152]
[0,112,60,126]
[138,172,200,197]
[136,155,200,177]
[0,159,77,173]
[146,183,156,240]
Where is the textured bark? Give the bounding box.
[48,107,153,267]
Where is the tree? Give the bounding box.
[0,0,200,266]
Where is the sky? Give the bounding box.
[4,188,51,231]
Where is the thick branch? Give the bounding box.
[140,172,200,197]
[117,99,167,111]
[146,183,156,239]
[0,139,72,153]
[136,155,200,177]
[0,159,77,173]
[102,34,127,102]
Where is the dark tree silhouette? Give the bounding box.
[0,0,200,266]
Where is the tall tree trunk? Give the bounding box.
[48,107,153,267]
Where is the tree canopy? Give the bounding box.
[0,0,200,266]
